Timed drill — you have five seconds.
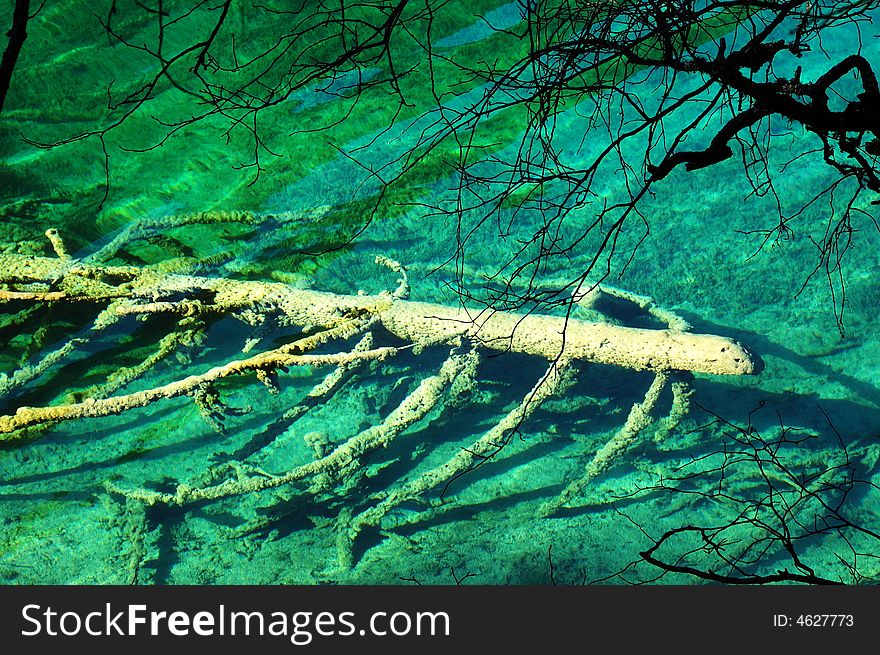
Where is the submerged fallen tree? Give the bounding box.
[0,218,762,567]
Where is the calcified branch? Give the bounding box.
[0,211,327,423]
[107,345,474,506]
[228,331,380,462]
[653,374,695,445]
[575,282,692,332]
[1,323,394,435]
[540,369,694,516]
[539,286,700,516]
[342,356,572,566]
[0,290,70,302]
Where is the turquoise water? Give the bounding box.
[1,2,880,584]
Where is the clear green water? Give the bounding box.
[1,2,880,584]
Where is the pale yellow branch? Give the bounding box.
[540,370,690,516]
[45,228,71,260]
[0,344,396,437]
[0,290,69,302]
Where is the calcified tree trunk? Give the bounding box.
[0,217,761,566]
